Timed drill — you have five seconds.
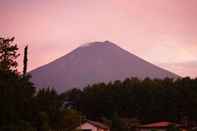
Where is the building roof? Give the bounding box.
[86,120,109,129]
[139,121,179,128]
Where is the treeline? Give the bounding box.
[63,77,197,127]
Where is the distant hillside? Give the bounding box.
[30,41,179,92]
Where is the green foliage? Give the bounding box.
[63,109,81,130]
[0,37,20,73]
[34,88,66,129]
[167,124,181,131]
[151,129,158,131]
[36,112,50,131]
[111,112,124,131]
[0,66,35,128]
[64,77,197,125]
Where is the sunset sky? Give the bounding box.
[1,0,197,77]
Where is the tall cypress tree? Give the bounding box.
[23,45,28,76]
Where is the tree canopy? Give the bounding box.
[64,77,197,129]
[0,37,19,73]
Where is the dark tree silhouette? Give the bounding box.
[23,45,28,76]
[0,37,20,73]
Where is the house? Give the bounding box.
[76,120,110,131]
[137,121,186,131]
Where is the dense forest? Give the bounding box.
[0,37,197,131]
[64,77,197,128]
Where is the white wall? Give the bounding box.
[77,122,109,131]
[78,123,98,131]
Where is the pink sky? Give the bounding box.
[1,0,197,77]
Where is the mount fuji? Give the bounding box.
[30,41,178,92]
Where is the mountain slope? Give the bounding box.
[30,41,179,92]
